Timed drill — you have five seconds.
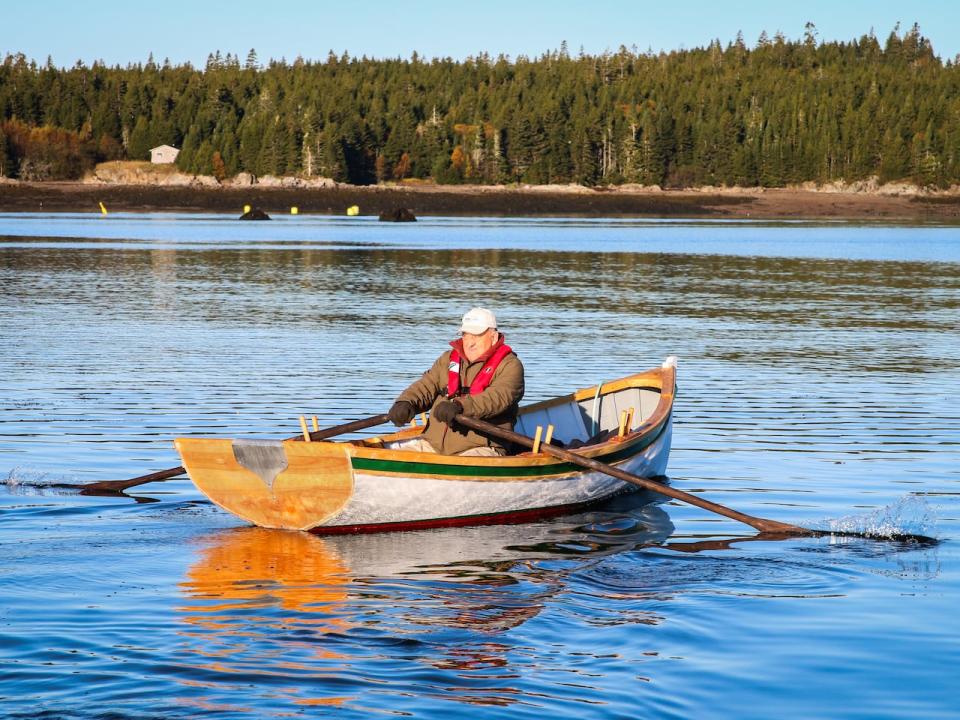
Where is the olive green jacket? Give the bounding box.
[396,338,524,455]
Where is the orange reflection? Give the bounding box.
[180,527,349,618]
[175,527,353,711]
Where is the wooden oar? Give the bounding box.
[457,415,937,543]
[79,413,390,496]
[454,414,814,536]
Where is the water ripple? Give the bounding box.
[1,215,958,718]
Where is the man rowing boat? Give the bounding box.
[387,308,525,456]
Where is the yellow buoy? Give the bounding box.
[243,204,251,214]
[98,202,107,215]
[291,206,299,215]
[346,205,359,216]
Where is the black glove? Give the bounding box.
[388,400,416,427]
[432,399,463,425]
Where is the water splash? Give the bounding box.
[3,467,78,495]
[822,495,937,541]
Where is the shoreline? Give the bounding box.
[2,181,960,220]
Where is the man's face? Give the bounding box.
[461,328,497,363]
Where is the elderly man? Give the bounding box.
[387,308,524,456]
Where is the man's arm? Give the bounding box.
[395,352,449,412]
[458,355,525,419]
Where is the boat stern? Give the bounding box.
[174,437,355,530]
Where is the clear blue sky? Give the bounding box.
[3,0,959,68]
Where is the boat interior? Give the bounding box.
[351,367,671,454]
[515,382,663,446]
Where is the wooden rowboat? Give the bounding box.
[174,357,676,534]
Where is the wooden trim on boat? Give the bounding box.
[347,414,670,480]
[341,363,676,480]
[173,361,676,532]
[174,438,356,531]
[512,367,665,416]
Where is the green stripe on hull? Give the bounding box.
[350,416,669,478]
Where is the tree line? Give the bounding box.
[2,24,958,188]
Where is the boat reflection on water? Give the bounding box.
[177,528,355,712]
[179,528,351,632]
[174,493,673,710]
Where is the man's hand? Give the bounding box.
[388,400,416,427]
[432,399,463,425]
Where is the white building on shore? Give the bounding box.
[150,145,180,164]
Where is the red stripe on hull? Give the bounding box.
[308,491,632,536]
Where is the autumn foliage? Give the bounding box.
[0,118,120,180]
[2,25,959,187]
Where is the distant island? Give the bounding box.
[2,23,960,206]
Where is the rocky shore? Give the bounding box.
[2,173,960,221]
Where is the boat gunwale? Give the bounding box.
[172,361,676,531]
[324,365,675,478]
[348,416,671,480]
[173,364,676,481]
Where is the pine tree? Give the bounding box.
[636,110,661,186]
[879,128,910,182]
[0,126,12,177]
[126,116,152,161]
[318,128,347,182]
[3,26,960,187]
[571,125,598,185]
[177,125,201,173]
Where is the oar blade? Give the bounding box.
[77,413,391,496]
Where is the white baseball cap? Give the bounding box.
[459,307,497,335]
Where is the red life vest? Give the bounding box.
[447,341,514,398]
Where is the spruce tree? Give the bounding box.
[127,116,152,161]
[1,24,958,187]
[0,126,11,177]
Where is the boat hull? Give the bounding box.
[324,421,671,533]
[174,361,676,534]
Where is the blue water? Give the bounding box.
[2,212,960,262]
[1,213,958,718]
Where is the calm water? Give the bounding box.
[1,213,958,719]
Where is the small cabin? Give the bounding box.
[150,145,180,164]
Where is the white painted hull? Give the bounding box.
[321,420,673,529]
[175,361,677,533]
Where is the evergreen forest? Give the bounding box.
[1,24,958,188]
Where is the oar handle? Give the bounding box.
[302,413,390,442]
[454,414,810,536]
[80,412,391,495]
